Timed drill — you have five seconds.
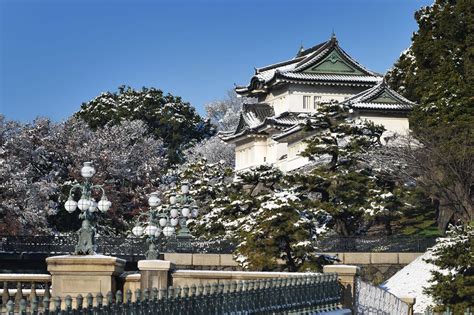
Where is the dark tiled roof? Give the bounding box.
[219,105,307,142]
[342,81,416,111]
[236,36,382,95]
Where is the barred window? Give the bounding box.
[303,96,311,109]
[314,96,322,109]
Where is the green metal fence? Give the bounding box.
[2,274,342,314]
[424,307,473,315]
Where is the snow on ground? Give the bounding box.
[380,251,437,314]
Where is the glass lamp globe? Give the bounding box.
[181,207,190,217]
[191,206,199,218]
[80,162,96,179]
[181,182,190,195]
[98,197,112,212]
[159,218,168,227]
[144,225,158,236]
[170,218,179,227]
[154,227,162,237]
[77,198,91,211]
[132,226,144,237]
[64,197,78,213]
[169,194,177,205]
[148,192,161,207]
[89,200,98,212]
[170,208,178,218]
[163,226,175,237]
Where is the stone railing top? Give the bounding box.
[46,254,126,266]
[173,270,321,279]
[0,274,51,282]
[124,273,141,281]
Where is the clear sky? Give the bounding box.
[0,0,432,122]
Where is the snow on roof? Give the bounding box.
[380,251,437,313]
[343,81,416,111]
[237,36,383,96]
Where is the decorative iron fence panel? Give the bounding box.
[1,274,344,315]
[316,235,437,253]
[356,278,409,315]
[0,234,436,256]
[0,235,234,257]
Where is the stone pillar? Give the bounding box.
[323,264,360,311]
[138,260,175,290]
[46,255,125,303]
[400,296,416,315]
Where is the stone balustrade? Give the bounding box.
[0,274,51,311]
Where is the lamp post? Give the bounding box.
[63,162,112,255]
[132,181,199,260]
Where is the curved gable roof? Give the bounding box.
[236,35,382,96]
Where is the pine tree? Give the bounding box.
[76,86,215,164]
[386,0,474,229]
[294,101,405,236]
[424,224,474,312]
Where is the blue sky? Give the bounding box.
[0,0,431,122]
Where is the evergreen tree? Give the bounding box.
[424,224,474,312]
[295,101,405,236]
[76,86,215,164]
[386,0,473,229]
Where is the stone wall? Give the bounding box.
[163,252,423,284]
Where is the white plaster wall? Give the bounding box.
[266,139,287,164]
[284,140,309,172]
[263,88,290,115]
[357,115,410,136]
[286,85,365,114]
[235,138,270,171]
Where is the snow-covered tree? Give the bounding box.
[205,90,255,132]
[173,162,331,271]
[183,136,235,167]
[424,224,474,312]
[0,116,166,235]
[386,0,474,230]
[76,86,215,164]
[292,101,406,236]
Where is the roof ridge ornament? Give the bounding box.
[296,43,305,57]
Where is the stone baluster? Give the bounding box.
[2,281,9,306]
[14,281,23,306]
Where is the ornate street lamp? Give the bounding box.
[64,162,112,255]
[132,181,199,260]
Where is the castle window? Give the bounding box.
[314,96,322,109]
[303,96,311,109]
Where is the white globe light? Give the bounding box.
[148,193,161,207]
[191,207,199,218]
[163,226,175,237]
[170,208,178,218]
[132,226,144,237]
[169,194,177,205]
[144,225,158,236]
[89,200,98,212]
[181,207,190,217]
[181,182,190,195]
[80,162,96,179]
[170,218,179,227]
[77,198,91,211]
[154,227,162,237]
[98,198,111,212]
[159,218,168,227]
[64,198,77,213]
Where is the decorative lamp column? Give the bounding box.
[131,181,199,260]
[63,162,112,255]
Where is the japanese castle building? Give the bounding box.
[221,35,416,172]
